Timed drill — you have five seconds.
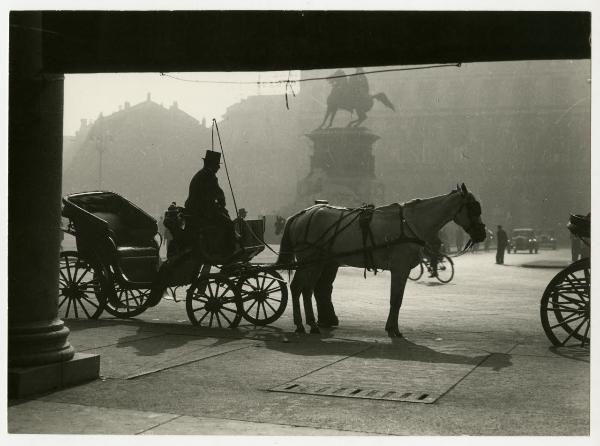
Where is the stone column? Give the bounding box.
[8,12,99,397]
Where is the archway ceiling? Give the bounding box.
[21,10,591,73]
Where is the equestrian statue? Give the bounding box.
[317,68,396,129]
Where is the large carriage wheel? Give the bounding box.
[540,257,590,347]
[58,251,107,319]
[237,270,288,326]
[103,283,152,318]
[408,262,424,281]
[435,255,455,284]
[186,274,242,328]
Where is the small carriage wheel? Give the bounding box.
[540,258,590,347]
[435,255,455,284]
[103,284,152,318]
[408,262,424,281]
[186,275,242,328]
[237,270,288,326]
[58,251,107,319]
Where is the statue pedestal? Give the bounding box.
[296,127,385,207]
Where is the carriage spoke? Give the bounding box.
[548,313,585,330]
[218,309,233,326]
[65,297,72,318]
[59,270,70,284]
[208,312,214,328]
[581,321,590,347]
[73,266,92,285]
[64,256,74,282]
[207,283,215,299]
[560,318,587,346]
[220,306,238,314]
[554,292,587,306]
[73,297,80,318]
[80,293,100,309]
[197,310,210,322]
[215,312,223,328]
[78,299,92,319]
[245,299,258,313]
[58,295,68,309]
[264,299,277,314]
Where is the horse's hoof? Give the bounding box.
[310,326,321,334]
[387,330,403,338]
[295,326,306,334]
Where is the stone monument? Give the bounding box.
[294,68,393,208]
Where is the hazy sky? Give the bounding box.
[63,71,301,135]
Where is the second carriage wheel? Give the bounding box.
[237,270,288,326]
[103,283,152,318]
[408,262,424,281]
[435,255,455,284]
[186,275,242,328]
[540,257,590,347]
[58,251,107,319]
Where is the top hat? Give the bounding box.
[203,150,221,165]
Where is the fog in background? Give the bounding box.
[62,61,591,245]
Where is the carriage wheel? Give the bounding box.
[103,284,152,318]
[540,258,590,347]
[435,255,455,284]
[408,262,424,281]
[186,275,242,328]
[58,251,107,319]
[237,270,288,326]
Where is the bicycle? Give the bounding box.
[408,253,454,284]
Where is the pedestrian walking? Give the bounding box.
[496,225,508,264]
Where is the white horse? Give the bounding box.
[276,184,486,337]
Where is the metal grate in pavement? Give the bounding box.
[269,382,439,404]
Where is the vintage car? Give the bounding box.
[508,228,538,254]
[537,231,557,250]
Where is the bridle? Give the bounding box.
[454,194,486,248]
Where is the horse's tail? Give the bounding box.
[372,92,396,111]
[276,216,296,266]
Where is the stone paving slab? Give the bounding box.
[88,335,256,379]
[141,414,367,435]
[275,339,489,403]
[441,352,590,416]
[64,320,162,351]
[7,400,178,434]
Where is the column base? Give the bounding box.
[8,352,100,398]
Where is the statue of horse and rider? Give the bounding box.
[317,67,396,129]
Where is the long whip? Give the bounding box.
[211,119,239,218]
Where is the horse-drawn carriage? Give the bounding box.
[58,191,288,328]
[59,184,486,337]
[540,213,590,347]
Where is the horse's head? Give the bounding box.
[452,183,486,243]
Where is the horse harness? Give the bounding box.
[289,203,425,274]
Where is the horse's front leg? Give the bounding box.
[385,267,410,337]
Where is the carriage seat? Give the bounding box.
[94,211,157,251]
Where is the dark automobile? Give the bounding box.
[508,228,538,254]
[537,232,557,250]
